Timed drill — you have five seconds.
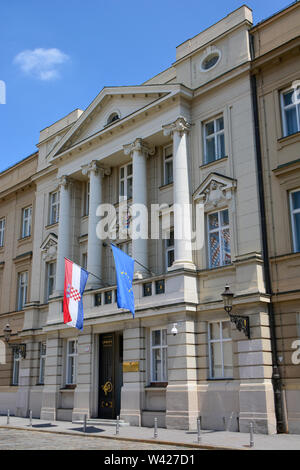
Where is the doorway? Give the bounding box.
[98,332,123,419]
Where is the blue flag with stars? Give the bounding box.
[111,243,135,318]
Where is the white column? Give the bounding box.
[54,176,72,296]
[163,117,195,271]
[124,138,154,278]
[82,161,110,289]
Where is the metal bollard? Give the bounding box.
[116,415,120,435]
[83,414,87,433]
[7,409,10,425]
[154,417,158,439]
[197,417,201,444]
[29,410,32,427]
[249,422,254,448]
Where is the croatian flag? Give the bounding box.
[63,258,89,331]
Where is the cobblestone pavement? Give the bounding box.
[0,428,199,451]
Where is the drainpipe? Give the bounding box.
[249,49,288,433]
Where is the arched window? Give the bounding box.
[107,112,120,125]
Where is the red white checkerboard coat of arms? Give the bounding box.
[66,284,81,302]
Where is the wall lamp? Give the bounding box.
[221,285,250,339]
[3,323,26,359]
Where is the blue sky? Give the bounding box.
[0,0,294,172]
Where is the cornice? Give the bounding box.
[251,36,300,72]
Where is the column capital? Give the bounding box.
[82,161,111,178]
[58,175,73,188]
[162,116,191,137]
[123,138,155,157]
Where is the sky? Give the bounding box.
[0,0,295,173]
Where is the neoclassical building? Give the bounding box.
[250,1,300,433]
[1,4,298,434]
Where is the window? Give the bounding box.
[208,321,233,379]
[164,145,173,185]
[0,218,5,247]
[201,52,220,71]
[120,241,132,257]
[38,342,46,384]
[12,348,21,385]
[104,290,112,304]
[281,87,300,137]
[17,271,28,311]
[107,112,119,125]
[49,191,60,225]
[203,116,225,164]
[82,253,87,270]
[165,229,174,269]
[143,282,152,297]
[119,163,133,201]
[66,339,78,385]
[83,182,90,216]
[208,209,231,268]
[21,206,32,238]
[155,279,165,295]
[290,189,300,252]
[46,262,56,302]
[151,328,168,383]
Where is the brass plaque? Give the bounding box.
[123,361,139,372]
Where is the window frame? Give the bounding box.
[119,163,133,201]
[207,208,231,269]
[163,144,173,185]
[203,115,225,164]
[280,87,300,138]
[208,320,233,380]
[150,327,168,384]
[38,342,47,385]
[12,348,21,386]
[289,188,300,252]
[165,228,174,270]
[17,271,28,311]
[66,339,78,386]
[49,190,60,225]
[45,261,56,302]
[21,206,32,239]
[0,217,5,247]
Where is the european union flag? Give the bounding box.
[111,243,135,318]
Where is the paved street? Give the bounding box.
[0,428,198,451]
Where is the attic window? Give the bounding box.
[200,52,220,72]
[107,112,120,125]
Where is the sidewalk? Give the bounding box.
[0,416,299,450]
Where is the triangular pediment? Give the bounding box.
[41,233,58,262]
[47,84,182,161]
[193,172,237,205]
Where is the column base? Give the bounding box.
[168,261,196,272]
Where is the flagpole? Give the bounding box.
[103,242,157,277]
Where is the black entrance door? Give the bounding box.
[99,333,115,419]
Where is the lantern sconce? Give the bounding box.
[221,285,250,339]
[3,323,26,359]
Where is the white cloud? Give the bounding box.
[14,48,69,80]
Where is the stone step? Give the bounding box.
[73,418,129,427]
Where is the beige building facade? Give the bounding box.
[251,1,300,433]
[1,4,298,434]
[0,152,38,411]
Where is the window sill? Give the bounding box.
[18,236,32,244]
[147,382,168,389]
[207,378,234,381]
[200,156,228,169]
[61,384,76,391]
[45,222,59,230]
[277,131,300,150]
[159,182,173,191]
